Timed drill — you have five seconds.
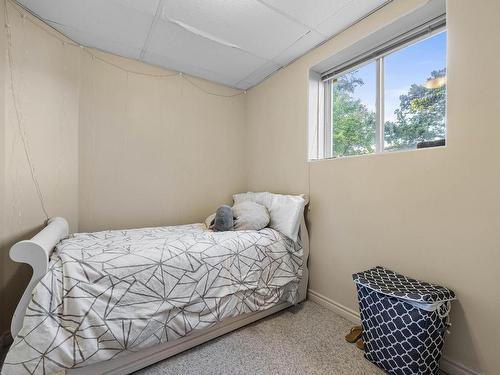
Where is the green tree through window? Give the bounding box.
[332,70,376,157]
[384,69,446,150]
[329,31,447,157]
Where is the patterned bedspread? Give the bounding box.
[3,224,303,374]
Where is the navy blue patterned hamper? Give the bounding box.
[353,267,455,375]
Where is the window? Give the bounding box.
[384,31,447,152]
[311,18,447,160]
[329,61,376,157]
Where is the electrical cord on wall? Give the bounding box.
[2,0,250,222]
[4,0,49,220]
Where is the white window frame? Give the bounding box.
[315,16,446,160]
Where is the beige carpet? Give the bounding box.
[135,301,386,375]
[0,300,448,374]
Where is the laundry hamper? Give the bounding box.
[353,267,455,375]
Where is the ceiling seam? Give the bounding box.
[156,9,279,86]
[240,0,395,91]
[139,0,166,60]
[160,16,275,64]
[255,0,327,37]
[234,28,321,87]
[10,0,243,91]
[268,30,321,65]
[263,0,364,64]
[14,0,394,91]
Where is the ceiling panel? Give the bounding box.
[18,0,158,60]
[16,0,397,90]
[316,0,389,37]
[142,51,238,87]
[48,23,146,59]
[159,0,309,60]
[271,30,325,66]
[260,0,350,31]
[109,0,160,14]
[234,60,281,89]
[146,17,269,84]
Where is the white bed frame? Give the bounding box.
[9,197,310,375]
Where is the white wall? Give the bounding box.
[245,0,500,373]
[78,51,246,232]
[0,0,7,340]
[0,1,80,336]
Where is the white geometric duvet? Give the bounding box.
[2,224,303,374]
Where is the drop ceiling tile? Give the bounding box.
[48,23,143,60]
[17,0,394,89]
[260,0,350,30]
[233,80,253,90]
[18,0,160,17]
[142,51,238,88]
[272,30,325,66]
[18,0,157,56]
[108,0,160,14]
[316,0,389,37]
[146,17,270,84]
[160,0,309,60]
[234,61,281,88]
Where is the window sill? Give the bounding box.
[308,143,447,163]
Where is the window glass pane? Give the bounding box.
[331,61,376,157]
[384,31,447,151]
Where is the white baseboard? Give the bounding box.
[439,357,483,375]
[308,289,361,324]
[307,289,481,375]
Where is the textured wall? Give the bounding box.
[0,0,6,340]
[78,51,246,232]
[0,1,80,336]
[245,0,500,373]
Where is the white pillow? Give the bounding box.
[233,192,306,242]
[232,201,270,231]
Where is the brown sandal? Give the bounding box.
[355,337,365,351]
[345,325,363,343]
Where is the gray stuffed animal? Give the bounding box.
[212,205,236,231]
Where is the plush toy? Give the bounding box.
[212,205,236,231]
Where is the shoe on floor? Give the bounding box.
[345,325,363,343]
[355,337,365,351]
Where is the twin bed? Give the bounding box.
[3,193,310,375]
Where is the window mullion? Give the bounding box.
[380,57,385,152]
[375,57,385,153]
[323,80,332,158]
